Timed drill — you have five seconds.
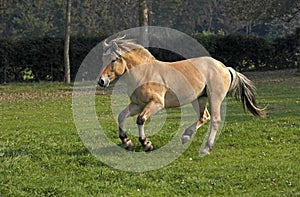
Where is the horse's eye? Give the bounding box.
[111,59,116,63]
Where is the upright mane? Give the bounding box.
[103,36,156,61]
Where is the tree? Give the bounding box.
[297,28,300,73]
[139,0,150,46]
[222,0,271,34]
[0,0,65,38]
[269,0,300,22]
[222,0,300,35]
[64,0,71,83]
[139,0,149,26]
[199,0,222,32]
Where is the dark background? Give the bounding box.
[0,0,299,82]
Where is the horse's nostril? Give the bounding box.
[98,77,109,87]
[98,78,108,87]
[100,79,105,85]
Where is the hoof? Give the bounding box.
[200,148,211,156]
[181,135,191,144]
[124,139,133,151]
[144,141,153,152]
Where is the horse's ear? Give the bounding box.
[118,35,126,40]
[112,41,119,51]
[112,41,122,57]
[103,39,109,48]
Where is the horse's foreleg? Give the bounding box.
[118,103,141,150]
[182,97,210,144]
[137,100,164,152]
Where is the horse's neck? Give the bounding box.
[126,49,156,69]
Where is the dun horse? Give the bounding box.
[97,37,265,155]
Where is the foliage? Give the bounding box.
[0,70,299,196]
[213,34,274,70]
[21,68,34,81]
[192,31,223,56]
[0,0,65,38]
[0,36,106,83]
[1,31,299,83]
[0,0,299,38]
[272,34,300,69]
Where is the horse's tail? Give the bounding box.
[228,67,266,118]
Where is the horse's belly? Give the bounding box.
[164,89,196,108]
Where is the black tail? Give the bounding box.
[229,68,266,118]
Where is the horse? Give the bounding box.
[97,37,265,155]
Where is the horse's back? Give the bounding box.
[168,56,231,98]
[166,56,229,85]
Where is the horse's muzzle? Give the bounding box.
[97,77,110,87]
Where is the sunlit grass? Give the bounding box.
[0,70,299,196]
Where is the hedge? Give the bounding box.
[0,31,299,83]
[193,32,299,71]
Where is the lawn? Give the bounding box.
[0,69,299,196]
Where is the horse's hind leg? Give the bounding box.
[200,95,224,155]
[182,96,210,144]
[118,103,141,150]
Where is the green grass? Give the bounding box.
[1,70,299,196]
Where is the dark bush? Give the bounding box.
[213,34,274,71]
[0,37,65,82]
[272,34,299,69]
[194,32,299,72]
[149,47,185,62]
[0,36,106,83]
[0,39,14,83]
[192,32,222,56]
[0,31,299,83]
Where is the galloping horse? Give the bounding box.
[97,37,265,155]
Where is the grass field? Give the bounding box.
[0,69,299,196]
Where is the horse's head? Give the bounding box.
[97,53,128,87]
[97,36,156,87]
[97,39,128,87]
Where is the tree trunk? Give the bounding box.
[3,65,7,84]
[208,15,212,32]
[139,0,149,47]
[139,0,149,26]
[246,20,252,35]
[296,28,300,73]
[64,0,71,83]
